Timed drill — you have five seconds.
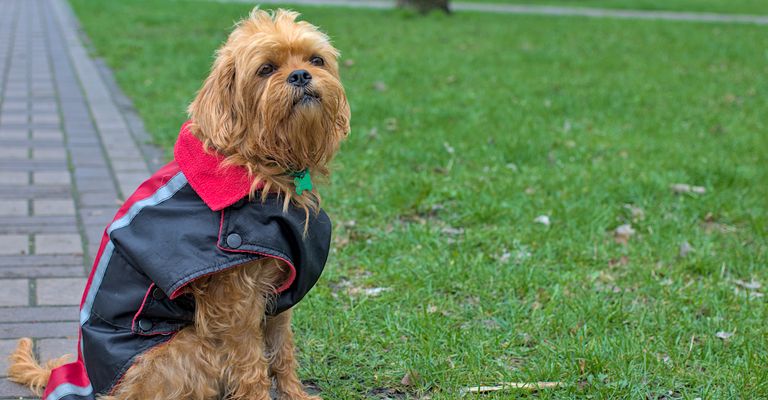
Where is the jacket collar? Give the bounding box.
[174,121,255,211]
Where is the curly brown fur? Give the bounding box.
[9,7,346,399]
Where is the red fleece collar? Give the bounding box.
[174,121,257,211]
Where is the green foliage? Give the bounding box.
[70,0,768,398]
[455,0,768,15]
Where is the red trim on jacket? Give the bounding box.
[44,360,90,391]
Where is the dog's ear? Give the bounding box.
[336,93,351,137]
[188,51,242,150]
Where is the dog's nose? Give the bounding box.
[287,69,312,87]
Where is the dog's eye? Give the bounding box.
[257,63,276,77]
[309,56,325,67]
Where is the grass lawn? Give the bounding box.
[70,0,767,398]
[452,0,768,15]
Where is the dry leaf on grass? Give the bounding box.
[608,256,629,267]
[443,142,455,154]
[547,151,557,164]
[671,183,706,195]
[702,221,737,234]
[715,331,734,340]
[401,372,419,386]
[562,120,572,133]
[733,279,764,298]
[733,279,761,290]
[460,381,561,395]
[425,303,452,317]
[623,204,645,221]
[368,127,379,139]
[613,224,635,245]
[701,212,737,234]
[358,287,391,296]
[481,319,501,330]
[373,81,388,91]
[333,235,350,248]
[496,243,532,265]
[595,282,623,293]
[385,118,398,132]
[679,241,694,258]
[441,226,464,236]
[594,270,625,293]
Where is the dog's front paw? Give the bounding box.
[277,392,322,400]
[280,396,322,400]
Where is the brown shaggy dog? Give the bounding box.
[8,8,349,400]
[189,8,349,212]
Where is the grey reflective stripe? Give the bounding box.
[79,241,113,325]
[79,172,188,326]
[45,383,93,400]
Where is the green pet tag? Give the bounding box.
[291,168,313,195]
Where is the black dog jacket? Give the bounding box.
[41,122,332,400]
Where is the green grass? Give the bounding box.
[453,0,768,15]
[70,0,768,398]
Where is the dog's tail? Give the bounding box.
[7,337,71,396]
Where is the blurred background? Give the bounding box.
[0,0,766,398]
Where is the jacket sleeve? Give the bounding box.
[108,184,260,298]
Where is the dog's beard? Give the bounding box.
[244,79,345,173]
[274,103,336,170]
[291,87,321,107]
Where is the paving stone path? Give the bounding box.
[0,0,160,398]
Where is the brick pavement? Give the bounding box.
[0,0,159,397]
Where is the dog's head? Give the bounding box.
[188,8,350,208]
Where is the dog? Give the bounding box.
[7,8,349,400]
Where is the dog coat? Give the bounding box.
[41,122,332,400]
